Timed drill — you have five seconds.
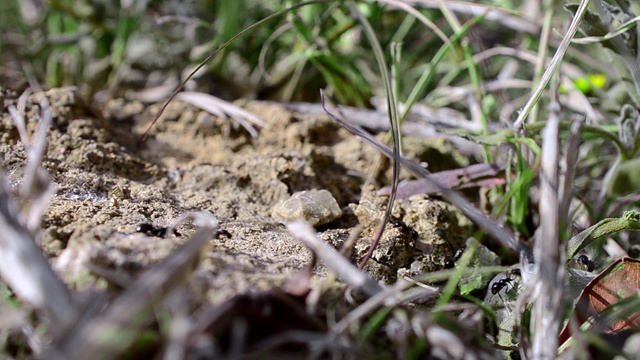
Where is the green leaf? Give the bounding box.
[448,128,516,146]
[602,1,638,54]
[565,4,614,50]
[566,210,640,260]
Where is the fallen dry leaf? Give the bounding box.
[560,257,640,345]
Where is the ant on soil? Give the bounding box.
[575,254,595,272]
[491,277,514,297]
[391,219,419,240]
[136,223,168,237]
[137,223,232,239]
[136,223,185,238]
[214,229,232,239]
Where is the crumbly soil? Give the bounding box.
[0,87,473,304]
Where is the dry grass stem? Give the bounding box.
[175,91,267,137]
[560,121,584,218]
[530,99,565,359]
[402,0,539,34]
[18,89,56,233]
[331,278,415,335]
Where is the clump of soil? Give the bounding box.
[0,86,472,303]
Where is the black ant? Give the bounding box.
[575,254,595,272]
[628,245,640,259]
[488,269,521,306]
[444,245,467,269]
[214,229,232,239]
[491,277,515,296]
[136,223,168,237]
[391,219,419,240]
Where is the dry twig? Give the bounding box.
[286,220,385,297]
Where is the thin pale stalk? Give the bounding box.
[513,0,591,134]
[287,221,384,297]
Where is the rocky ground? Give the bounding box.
[0,86,474,305]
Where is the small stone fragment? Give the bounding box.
[272,190,342,226]
[458,238,501,295]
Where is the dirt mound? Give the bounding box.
[0,87,471,303]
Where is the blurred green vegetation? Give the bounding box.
[0,0,634,109]
[0,0,528,107]
[3,0,640,229]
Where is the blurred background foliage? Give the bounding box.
[0,0,637,132]
[3,0,640,225]
[0,0,532,108]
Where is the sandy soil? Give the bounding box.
[0,87,472,304]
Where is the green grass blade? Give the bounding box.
[348,1,402,268]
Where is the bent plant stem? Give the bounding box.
[142,0,327,138]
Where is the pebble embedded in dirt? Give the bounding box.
[271,189,342,226]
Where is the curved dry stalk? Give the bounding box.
[347,1,402,269]
[321,93,524,256]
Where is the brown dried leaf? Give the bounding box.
[560,257,640,344]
